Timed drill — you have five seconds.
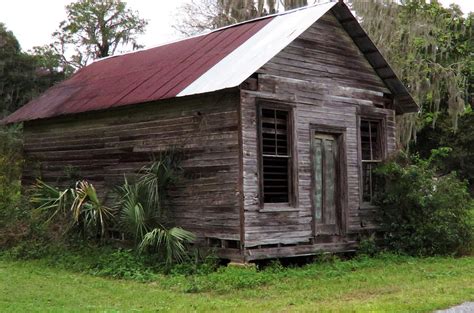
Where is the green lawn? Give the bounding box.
[0,255,472,312]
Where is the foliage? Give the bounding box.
[138,155,181,214]
[0,125,30,250]
[71,180,114,238]
[31,180,73,223]
[0,126,23,227]
[138,227,196,265]
[28,153,194,265]
[174,0,308,36]
[29,45,75,78]
[2,241,218,281]
[116,179,149,240]
[88,248,157,280]
[0,127,44,250]
[0,24,66,117]
[116,154,195,266]
[169,248,220,276]
[374,150,473,256]
[357,234,379,257]
[350,0,473,145]
[3,243,158,281]
[50,0,147,70]
[31,180,114,240]
[414,110,474,193]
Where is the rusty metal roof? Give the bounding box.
[3,16,273,124]
[3,2,417,124]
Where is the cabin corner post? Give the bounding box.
[237,88,247,263]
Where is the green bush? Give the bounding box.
[87,248,158,281]
[0,240,223,283]
[0,125,23,227]
[357,234,379,257]
[169,248,220,276]
[5,238,50,260]
[0,126,32,249]
[1,243,160,281]
[375,150,473,256]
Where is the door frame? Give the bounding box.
[309,124,348,237]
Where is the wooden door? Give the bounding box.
[312,133,340,235]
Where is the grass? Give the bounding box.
[0,254,472,312]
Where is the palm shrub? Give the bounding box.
[31,180,73,223]
[116,154,195,265]
[374,149,473,256]
[31,180,113,240]
[29,152,195,264]
[71,181,115,238]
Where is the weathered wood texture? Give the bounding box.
[240,11,397,253]
[23,91,242,242]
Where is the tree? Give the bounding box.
[0,23,66,118]
[413,108,474,193]
[282,0,307,10]
[174,0,307,36]
[350,0,473,192]
[350,0,473,146]
[51,0,147,70]
[29,45,75,78]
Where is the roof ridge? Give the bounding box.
[94,1,334,63]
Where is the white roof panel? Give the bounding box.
[177,2,337,97]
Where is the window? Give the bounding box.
[259,107,292,204]
[360,119,382,203]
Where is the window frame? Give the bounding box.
[257,101,298,210]
[358,115,386,206]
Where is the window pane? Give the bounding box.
[261,109,289,157]
[361,119,381,204]
[263,156,289,203]
[261,107,291,204]
[313,138,323,220]
[360,120,372,160]
[362,162,373,203]
[370,122,380,160]
[324,139,336,224]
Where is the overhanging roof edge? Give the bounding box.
[331,3,419,114]
[177,2,337,98]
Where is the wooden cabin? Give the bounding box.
[4,2,417,262]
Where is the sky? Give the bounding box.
[0,0,473,52]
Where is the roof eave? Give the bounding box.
[331,3,419,115]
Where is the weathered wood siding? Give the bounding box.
[241,11,397,252]
[23,91,242,242]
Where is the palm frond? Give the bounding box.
[116,178,151,241]
[138,151,181,214]
[30,180,74,223]
[138,160,170,211]
[138,226,195,265]
[71,180,114,238]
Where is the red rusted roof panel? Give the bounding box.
[4,17,273,123]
